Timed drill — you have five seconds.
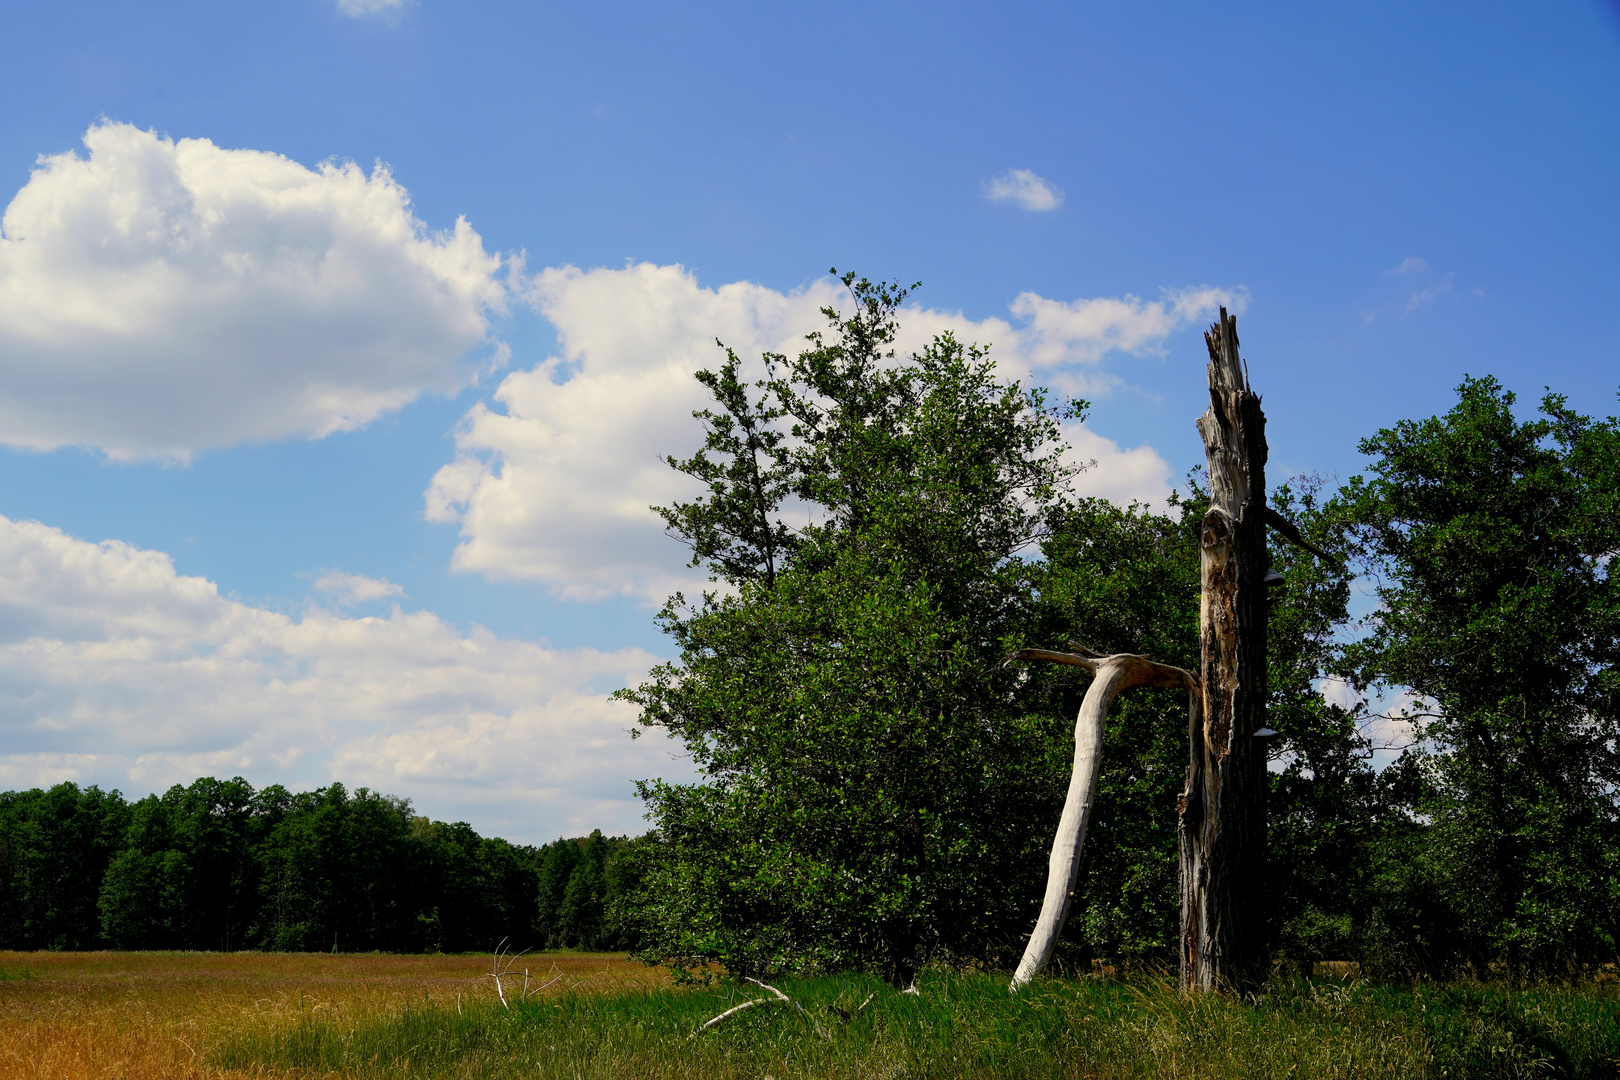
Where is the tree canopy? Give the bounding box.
[1329,376,1620,975]
[619,272,1381,983]
[621,272,1083,983]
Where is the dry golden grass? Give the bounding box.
[0,950,665,1080]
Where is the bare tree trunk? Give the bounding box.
[1180,309,1270,994]
[1007,649,1196,991]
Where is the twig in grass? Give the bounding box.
[690,978,831,1040]
[690,995,777,1038]
[745,977,831,1039]
[488,937,534,1011]
[522,964,564,1001]
[826,990,877,1024]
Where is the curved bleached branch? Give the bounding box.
[1005,650,1198,991]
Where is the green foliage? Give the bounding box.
[622,269,1390,980]
[1018,494,1201,964]
[533,830,644,951]
[1025,481,1378,970]
[0,781,128,949]
[0,775,544,952]
[621,272,1082,982]
[1330,376,1620,974]
[654,346,796,588]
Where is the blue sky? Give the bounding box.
[1,0,1616,842]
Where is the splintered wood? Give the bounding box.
[1181,308,1271,994]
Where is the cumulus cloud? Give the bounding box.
[1010,286,1248,389]
[982,169,1065,211]
[0,516,686,841]
[425,265,843,602]
[0,122,505,460]
[426,264,1222,603]
[313,570,406,606]
[1383,256,1428,275]
[1064,423,1174,506]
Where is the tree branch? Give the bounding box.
[1263,506,1338,564]
[690,978,831,1040]
[1004,650,1197,991]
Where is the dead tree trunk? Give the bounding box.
[1006,648,1196,991]
[1180,309,1270,993]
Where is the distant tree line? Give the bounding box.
[0,776,643,953]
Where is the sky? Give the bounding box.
[1,0,1616,844]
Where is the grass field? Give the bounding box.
[3,951,1617,1079]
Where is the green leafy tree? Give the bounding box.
[559,830,609,948]
[655,347,796,588]
[0,783,128,949]
[1258,479,1393,975]
[1026,481,1378,972]
[98,792,186,949]
[1331,376,1620,974]
[535,836,584,947]
[621,271,1085,983]
[1024,494,1202,966]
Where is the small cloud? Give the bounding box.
[1405,272,1454,313]
[335,0,406,16]
[314,571,406,606]
[981,169,1065,212]
[1383,256,1428,275]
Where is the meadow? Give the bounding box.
[3,951,1617,1080]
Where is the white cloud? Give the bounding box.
[0,515,687,842]
[335,0,407,17]
[1383,256,1428,275]
[426,264,1219,602]
[0,122,505,460]
[982,169,1065,211]
[1009,286,1248,388]
[426,264,844,603]
[313,570,406,605]
[1063,422,1174,506]
[1405,272,1454,313]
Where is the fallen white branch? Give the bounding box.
[746,977,831,1039]
[690,995,777,1038]
[1004,649,1197,992]
[690,977,831,1039]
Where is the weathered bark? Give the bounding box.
[1180,308,1270,993]
[1006,648,1197,991]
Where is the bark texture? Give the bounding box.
[1006,649,1196,991]
[1180,309,1270,993]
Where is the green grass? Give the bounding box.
[207,970,1620,1079]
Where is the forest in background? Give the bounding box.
[0,777,641,954]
